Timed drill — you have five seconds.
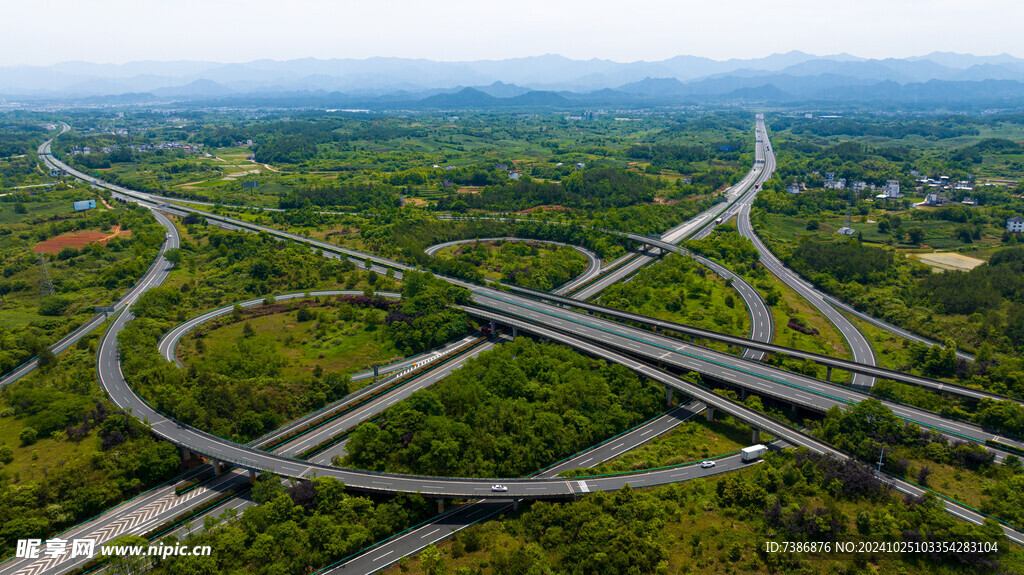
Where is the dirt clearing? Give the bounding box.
[33,226,132,253]
[908,252,985,272]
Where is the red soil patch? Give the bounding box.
[33,226,132,254]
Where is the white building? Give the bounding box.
[825,178,846,190]
[1008,216,1024,233]
[786,183,801,194]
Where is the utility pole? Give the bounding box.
[38,254,55,296]
[876,446,885,478]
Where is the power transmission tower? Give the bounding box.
[845,188,859,229]
[38,254,55,296]
[838,188,858,235]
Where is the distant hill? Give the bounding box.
[3,52,1023,107]
[417,87,497,108]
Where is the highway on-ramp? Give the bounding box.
[24,121,1023,575]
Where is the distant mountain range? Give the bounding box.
[3,51,1024,106]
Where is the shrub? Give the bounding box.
[19,426,38,446]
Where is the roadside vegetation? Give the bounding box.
[431,239,588,291]
[385,448,1019,575]
[344,338,665,477]
[0,189,165,374]
[749,121,1024,406]
[0,341,180,558]
[596,252,750,342]
[119,219,469,442]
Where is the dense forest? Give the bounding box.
[344,338,664,477]
[140,476,433,575]
[431,240,589,292]
[770,116,982,139]
[278,182,400,211]
[0,347,181,557]
[434,167,663,212]
[789,239,896,284]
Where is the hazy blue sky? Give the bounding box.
[3,0,1021,65]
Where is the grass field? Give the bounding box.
[0,411,102,485]
[758,210,1006,252]
[179,305,402,380]
[753,269,854,382]
[595,254,752,354]
[558,416,754,478]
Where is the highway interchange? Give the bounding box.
[4,117,1023,575]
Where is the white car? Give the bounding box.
[490,484,508,492]
[700,460,716,469]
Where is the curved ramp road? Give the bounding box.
[326,400,714,575]
[500,286,1011,403]
[45,137,1016,457]
[423,237,601,296]
[713,118,879,389]
[0,208,178,390]
[33,121,1024,559]
[462,296,1024,453]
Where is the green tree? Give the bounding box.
[907,226,925,244]
[19,426,38,446]
[420,545,448,575]
[36,347,57,370]
[106,535,150,575]
[163,248,182,267]
[252,474,284,504]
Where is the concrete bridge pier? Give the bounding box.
[740,389,747,401]
[489,319,496,333]
[249,470,257,484]
[512,325,518,338]
[705,407,715,422]
[826,366,833,382]
[437,499,445,513]
[213,460,223,475]
[665,387,674,408]
[180,446,191,462]
[513,499,520,512]
[752,428,761,444]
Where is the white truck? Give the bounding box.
[741,444,767,462]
